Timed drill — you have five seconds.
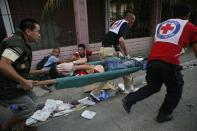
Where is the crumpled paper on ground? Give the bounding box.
[26,99,73,125]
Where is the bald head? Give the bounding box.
[125,13,135,28]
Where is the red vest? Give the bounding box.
[149,19,197,65]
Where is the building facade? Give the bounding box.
[0,0,157,50]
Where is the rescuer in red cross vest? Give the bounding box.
[122,3,197,122]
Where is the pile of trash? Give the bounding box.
[26,99,74,125]
[26,90,113,126]
[26,97,97,126]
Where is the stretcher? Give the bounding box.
[34,60,142,89]
[34,59,197,89]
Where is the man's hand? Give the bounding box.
[20,80,34,90]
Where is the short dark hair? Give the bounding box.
[124,11,133,17]
[53,47,60,52]
[173,4,191,18]
[78,44,86,49]
[19,18,39,32]
[124,12,135,21]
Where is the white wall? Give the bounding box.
[126,37,153,56]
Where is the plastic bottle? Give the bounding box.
[107,90,116,97]
[9,104,21,113]
[143,60,148,70]
[99,90,109,101]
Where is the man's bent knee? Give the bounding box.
[10,95,36,119]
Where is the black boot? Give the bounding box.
[156,112,173,123]
[122,98,132,113]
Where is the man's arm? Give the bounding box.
[92,51,101,55]
[0,56,33,90]
[29,69,49,75]
[191,43,197,58]
[70,53,81,61]
[75,64,93,70]
[119,36,128,56]
[73,57,87,65]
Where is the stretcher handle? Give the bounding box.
[33,79,56,86]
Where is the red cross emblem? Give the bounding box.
[160,24,174,34]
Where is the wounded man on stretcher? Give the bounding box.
[48,57,146,79]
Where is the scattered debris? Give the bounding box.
[81,110,96,120]
[181,60,197,70]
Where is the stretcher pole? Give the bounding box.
[33,79,56,86]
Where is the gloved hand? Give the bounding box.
[125,54,131,59]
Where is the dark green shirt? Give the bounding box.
[0,30,32,100]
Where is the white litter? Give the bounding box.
[78,97,95,106]
[26,99,74,125]
[81,110,96,120]
[25,117,38,126]
[118,83,139,94]
[53,109,74,117]
[90,91,100,101]
[118,83,125,92]
[31,110,51,122]
[57,103,73,111]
